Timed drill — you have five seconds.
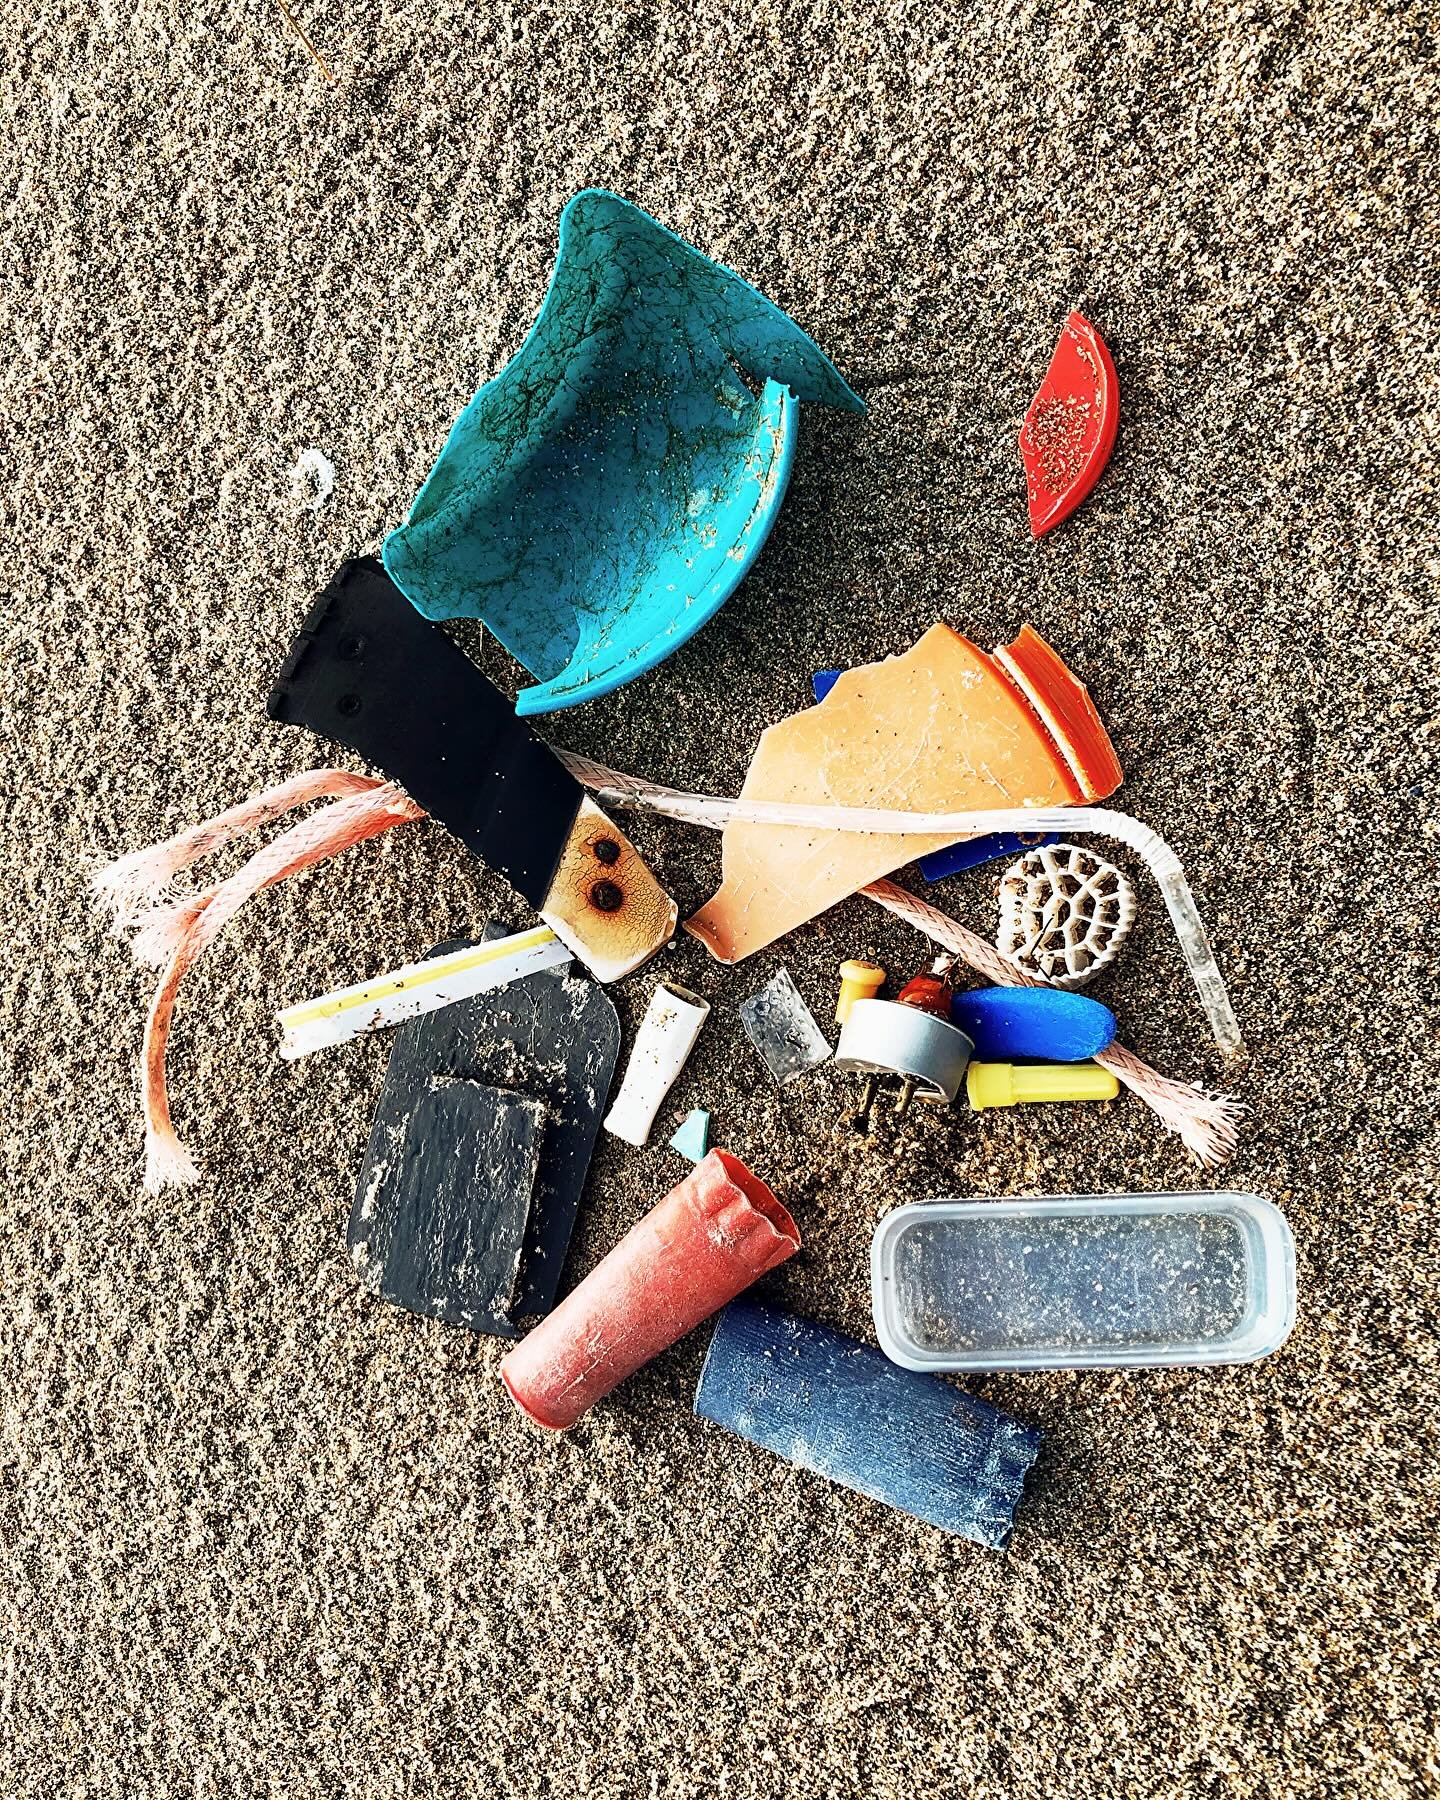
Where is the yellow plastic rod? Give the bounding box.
[966,1061,1121,1110]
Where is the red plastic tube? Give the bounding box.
[499,1149,800,1429]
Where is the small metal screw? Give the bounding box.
[592,837,621,866]
[589,880,624,913]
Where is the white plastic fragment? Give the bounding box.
[290,447,336,512]
[277,926,571,1059]
[996,843,1137,989]
[604,982,710,1146]
[739,967,831,1085]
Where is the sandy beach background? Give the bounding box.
[3,2,1437,1794]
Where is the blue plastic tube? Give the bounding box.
[694,1298,1040,1548]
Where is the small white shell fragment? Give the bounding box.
[997,843,1137,989]
[289,446,336,512]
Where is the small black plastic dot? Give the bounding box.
[337,635,366,660]
[336,693,362,717]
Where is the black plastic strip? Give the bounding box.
[267,558,582,907]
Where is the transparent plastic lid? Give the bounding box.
[871,1193,1297,1372]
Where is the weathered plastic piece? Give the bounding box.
[688,623,1122,964]
[500,1150,799,1428]
[993,627,1124,800]
[917,831,1061,884]
[277,925,572,1059]
[349,930,620,1337]
[1019,311,1119,536]
[270,560,577,904]
[268,558,677,980]
[834,998,973,1105]
[669,1108,711,1162]
[604,981,710,1146]
[950,986,1116,1061]
[739,967,831,1083]
[361,1077,546,1326]
[966,1061,1120,1109]
[693,1298,1040,1548]
[381,190,864,717]
[871,1195,1297,1371]
[835,959,885,1024]
[997,841,1137,987]
[810,671,1060,880]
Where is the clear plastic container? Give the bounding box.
[871,1193,1296,1372]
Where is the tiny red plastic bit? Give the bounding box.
[1019,312,1119,537]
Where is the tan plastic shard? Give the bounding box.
[686,623,1120,963]
[997,842,1138,988]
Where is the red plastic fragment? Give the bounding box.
[1019,312,1119,536]
[498,1148,799,1430]
[993,624,1124,801]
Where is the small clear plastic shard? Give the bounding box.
[739,967,831,1085]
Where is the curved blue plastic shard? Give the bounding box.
[383,189,863,715]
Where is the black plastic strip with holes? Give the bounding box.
[266,557,583,908]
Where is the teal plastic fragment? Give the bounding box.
[669,1108,711,1163]
[382,189,864,716]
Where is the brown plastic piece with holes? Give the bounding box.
[539,797,678,983]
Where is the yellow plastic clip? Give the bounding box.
[966,1061,1120,1110]
[836,959,886,1025]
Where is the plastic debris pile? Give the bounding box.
[90,192,1279,1553]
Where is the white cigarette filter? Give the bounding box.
[603,981,711,1147]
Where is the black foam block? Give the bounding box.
[348,932,621,1335]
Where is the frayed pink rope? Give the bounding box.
[91,768,383,931]
[139,781,423,1190]
[94,776,424,1191]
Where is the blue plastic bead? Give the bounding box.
[383,190,863,716]
[949,986,1117,1062]
[694,1297,1040,1548]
